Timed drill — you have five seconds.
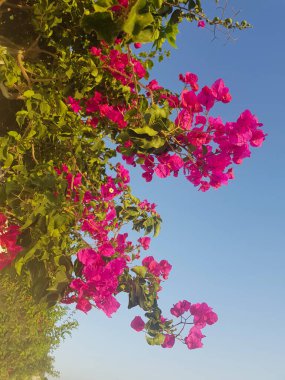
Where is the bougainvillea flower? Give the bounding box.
[131,316,145,331]
[185,326,205,349]
[162,334,175,348]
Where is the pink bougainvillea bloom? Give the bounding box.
[179,72,199,91]
[159,259,172,280]
[175,109,192,130]
[118,0,128,7]
[132,60,146,78]
[181,90,202,113]
[0,214,22,270]
[155,163,171,178]
[99,242,115,257]
[131,316,145,331]
[134,42,142,49]
[197,86,215,111]
[197,20,206,28]
[116,163,130,184]
[100,177,119,200]
[162,334,175,348]
[250,129,266,147]
[170,300,191,317]
[77,248,98,266]
[190,302,218,328]
[142,256,161,276]
[211,79,232,103]
[168,155,184,172]
[142,171,153,182]
[138,236,151,250]
[185,326,205,349]
[76,298,92,313]
[93,295,121,317]
[67,96,81,113]
[147,79,163,91]
[124,140,133,148]
[90,47,102,57]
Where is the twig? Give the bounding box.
[31,143,39,164]
[17,50,31,87]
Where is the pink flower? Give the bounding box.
[250,129,266,147]
[76,298,92,313]
[138,236,151,250]
[197,86,215,111]
[90,47,102,57]
[77,248,98,266]
[190,302,218,328]
[170,300,191,317]
[159,260,172,280]
[181,90,202,113]
[147,79,163,91]
[134,43,142,49]
[185,326,205,349]
[211,79,232,103]
[118,0,128,7]
[179,72,199,91]
[132,60,146,79]
[99,243,115,257]
[0,214,22,270]
[142,256,161,277]
[100,177,119,200]
[95,295,121,317]
[175,109,192,130]
[67,96,81,113]
[155,163,171,178]
[162,334,175,348]
[116,163,130,184]
[197,20,206,28]
[131,316,145,331]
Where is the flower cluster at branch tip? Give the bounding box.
[68,42,265,192]
[0,213,22,270]
[131,300,218,350]
[59,164,169,318]
[135,75,265,191]
[198,20,206,28]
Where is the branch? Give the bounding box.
[17,50,31,87]
[0,82,24,100]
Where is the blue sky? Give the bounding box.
[49,1,285,379]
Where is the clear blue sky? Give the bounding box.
[50,1,285,379]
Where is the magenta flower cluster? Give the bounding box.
[131,300,218,350]
[0,213,22,270]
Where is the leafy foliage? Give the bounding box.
[0,271,77,380]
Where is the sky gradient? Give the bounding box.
[49,1,285,379]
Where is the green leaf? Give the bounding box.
[23,90,35,98]
[14,257,25,275]
[3,153,13,168]
[40,101,51,116]
[123,0,155,42]
[132,266,147,277]
[146,333,165,345]
[153,220,161,237]
[16,110,29,126]
[188,0,196,10]
[7,131,21,141]
[81,13,120,43]
[131,126,158,136]
[135,135,166,150]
